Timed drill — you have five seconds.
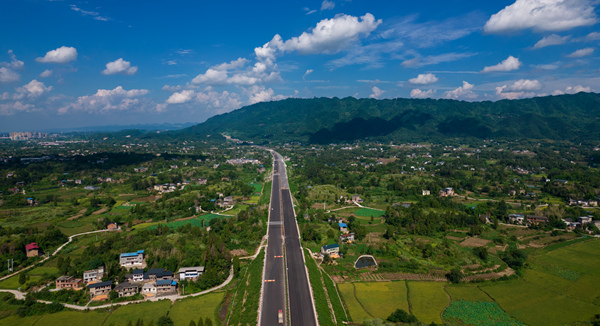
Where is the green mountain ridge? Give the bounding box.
[181,92,600,144]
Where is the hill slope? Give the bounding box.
[181,93,600,144]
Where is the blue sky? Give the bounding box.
[0,0,599,131]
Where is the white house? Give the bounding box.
[177,266,205,281]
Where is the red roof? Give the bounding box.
[25,243,39,251]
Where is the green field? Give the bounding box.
[34,311,109,326]
[0,275,42,290]
[443,301,524,326]
[354,208,385,218]
[446,285,493,302]
[338,281,409,323]
[27,266,59,276]
[170,292,224,326]
[143,213,225,230]
[103,299,172,325]
[407,282,448,324]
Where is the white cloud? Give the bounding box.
[256,13,381,58]
[36,46,77,64]
[70,5,110,21]
[567,47,595,57]
[306,9,316,15]
[584,32,600,41]
[484,0,598,33]
[532,34,570,49]
[369,86,384,99]
[246,85,287,104]
[505,79,543,91]
[0,67,20,83]
[214,58,248,71]
[443,81,477,100]
[196,90,243,112]
[2,50,24,70]
[482,56,521,73]
[192,68,229,85]
[410,89,436,98]
[303,69,313,79]
[495,86,535,100]
[321,0,335,11]
[552,85,592,95]
[408,73,438,85]
[102,58,138,75]
[166,90,195,104]
[401,52,476,68]
[0,101,34,116]
[58,86,150,114]
[15,80,52,99]
[39,69,53,78]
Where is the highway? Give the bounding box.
[260,150,317,326]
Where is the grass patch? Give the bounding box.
[322,272,349,324]
[228,248,264,326]
[259,181,272,206]
[352,281,409,322]
[338,283,372,323]
[354,208,385,218]
[33,310,108,326]
[0,275,42,290]
[407,282,448,324]
[443,301,524,326]
[103,299,172,326]
[170,292,224,326]
[304,249,336,326]
[446,285,493,302]
[27,266,59,276]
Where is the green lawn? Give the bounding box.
[407,282,448,324]
[103,299,172,326]
[34,311,109,326]
[27,266,59,276]
[0,275,42,290]
[354,208,385,218]
[170,292,224,326]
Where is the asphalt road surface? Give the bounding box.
[260,150,317,326]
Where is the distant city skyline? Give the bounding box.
[1,0,599,131]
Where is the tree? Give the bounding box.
[447,268,463,284]
[233,255,240,277]
[108,290,118,301]
[157,316,174,326]
[387,308,418,323]
[197,318,204,326]
[19,273,26,285]
[136,319,144,326]
[189,321,196,326]
[204,317,213,326]
[473,246,488,261]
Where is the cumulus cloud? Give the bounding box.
[101,58,138,75]
[39,69,53,78]
[408,73,438,85]
[482,56,521,73]
[36,46,77,64]
[166,90,195,104]
[255,13,381,60]
[552,85,592,95]
[2,50,24,70]
[532,34,570,49]
[191,57,280,87]
[484,0,598,33]
[0,67,20,83]
[567,47,595,58]
[14,80,53,99]
[0,101,34,116]
[443,81,477,100]
[58,86,150,114]
[321,0,335,10]
[192,68,229,85]
[410,89,436,99]
[369,86,384,99]
[495,79,542,99]
[495,86,535,100]
[247,85,287,104]
[196,90,243,113]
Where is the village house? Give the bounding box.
[422,190,431,196]
[196,177,207,185]
[177,266,205,281]
[107,222,118,230]
[134,167,148,173]
[55,276,83,290]
[509,214,525,224]
[75,179,82,185]
[578,216,593,225]
[25,243,42,257]
[351,195,363,203]
[340,233,355,243]
[527,215,549,224]
[338,222,348,234]
[142,282,157,297]
[321,244,340,258]
[88,281,112,300]
[114,282,139,298]
[126,269,144,283]
[144,268,173,282]
[439,187,455,197]
[156,279,178,294]
[83,266,104,283]
[119,250,145,268]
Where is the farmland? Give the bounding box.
[169,292,224,326]
[407,282,448,324]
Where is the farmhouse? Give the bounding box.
[142,282,157,297]
[145,268,173,281]
[83,266,104,283]
[114,282,139,298]
[25,242,42,257]
[156,279,178,294]
[509,214,525,224]
[351,195,363,203]
[107,222,118,230]
[439,187,454,197]
[578,216,593,224]
[338,223,348,234]
[321,244,340,257]
[88,281,112,300]
[339,233,355,243]
[119,250,145,268]
[126,269,144,283]
[422,190,431,196]
[527,215,549,224]
[55,276,83,290]
[177,266,205,281]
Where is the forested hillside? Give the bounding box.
[182,92,600,144]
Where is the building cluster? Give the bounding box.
[54,249,205,302]
[225,158,262,165]
[9,131,47,141]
